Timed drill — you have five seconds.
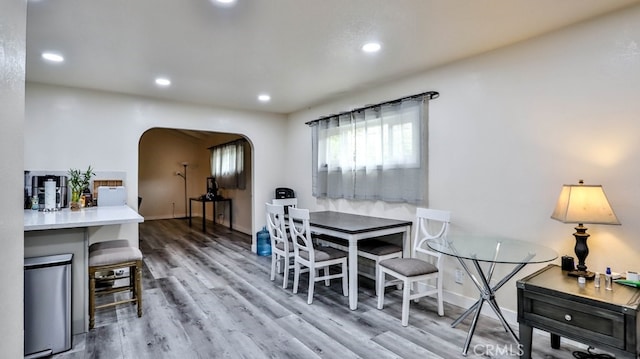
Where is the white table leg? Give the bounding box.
[402,226,411,258]
[348,239,358,310]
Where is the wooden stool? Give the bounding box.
[88,240,143,329]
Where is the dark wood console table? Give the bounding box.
[517,264,640,359]
[189,197,232,232]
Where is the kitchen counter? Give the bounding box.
[24,205,143,334]
[24,205,143,231]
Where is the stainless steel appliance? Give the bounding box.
[24,254,73,358]
[31,175,68,210]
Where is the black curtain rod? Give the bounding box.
[207,138,246,150]
[305,90,439,126]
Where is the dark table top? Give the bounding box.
[308,211,412,234]
[518,264,640,310]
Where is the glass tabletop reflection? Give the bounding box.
[427,236,558,264]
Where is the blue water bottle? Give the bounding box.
[257,226,271,256]
[605,267,613,291]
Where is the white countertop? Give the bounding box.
[24,205,144,231]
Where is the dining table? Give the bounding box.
[427,235,558,356]
[308,211,413,310]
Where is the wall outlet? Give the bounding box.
[455,269,465,284]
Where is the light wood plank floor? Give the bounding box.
[52,218,585,359]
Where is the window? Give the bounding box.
[210,139,246,190]
[310,93,437,204]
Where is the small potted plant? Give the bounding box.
[68,166,94,210]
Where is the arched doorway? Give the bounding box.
[138,127,253,235]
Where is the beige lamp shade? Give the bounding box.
[551,183,620,225]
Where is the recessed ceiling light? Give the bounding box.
[258,94,271,102]
[362,42,381,53]
[212,0,236,7]
[41,52,64,63]
[155,77,171,87]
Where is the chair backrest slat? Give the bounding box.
[265,203,288,250]
[273,198,297,215]
[287,207,314,262]
[413,208,451,259]
[272,198,297,207]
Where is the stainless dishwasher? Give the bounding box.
[24,253,73,358]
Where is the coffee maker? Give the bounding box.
[32,175,68,210]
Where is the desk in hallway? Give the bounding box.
[189,197,233,232]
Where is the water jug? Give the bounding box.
[257,226,271,256]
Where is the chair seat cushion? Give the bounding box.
[358,240,402,256]
[274,241,293,252]
[89,246,143,267]
[299,247,347,262]
[379,258,438,277]
[89,239,130,253]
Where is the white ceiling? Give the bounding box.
[26,0,640,115]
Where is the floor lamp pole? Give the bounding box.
[182,163,188,219]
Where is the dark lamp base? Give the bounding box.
[568,270,595,279]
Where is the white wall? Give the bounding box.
[25,83,288,249]
[287,5,640,314]
[0,1,26,357]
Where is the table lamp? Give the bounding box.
[551,180,620,279]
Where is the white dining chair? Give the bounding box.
[288,207,348,304]
[265,203,294,289]
[271,198,297,210]
[357,237,403,288]
[376,207,450,326]
[272,198,297,224]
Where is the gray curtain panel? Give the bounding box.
[311,95,431,204]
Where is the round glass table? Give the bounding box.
[427,236,558,356]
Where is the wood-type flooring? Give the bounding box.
[52,218,590,359]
